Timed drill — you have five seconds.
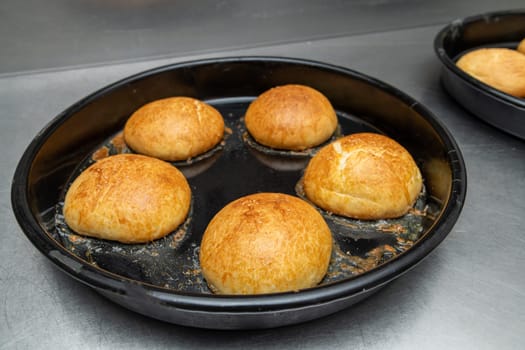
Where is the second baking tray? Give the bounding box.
[434,10,525,140]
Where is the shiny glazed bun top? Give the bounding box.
[124,97,225,161]
[199,192,333,295]
[63,154,191,244]
[303,133,422,220]
[244,84,338,150]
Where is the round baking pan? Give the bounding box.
[434,10,525,140]
[11,56,466,329]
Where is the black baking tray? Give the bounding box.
[11,56,466,329]
[434,10,525,140]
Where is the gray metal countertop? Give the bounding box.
[1,1,524,349]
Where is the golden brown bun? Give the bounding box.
[64,154,191,243]
[199,193,332,295]
[303,133,422,220]
[124,97,225,161]
[245,84,338,150]
[517,38,525,54]
[456,48,525,97]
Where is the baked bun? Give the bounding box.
[456,48,525,97]
[303,133,422,220]
[517,38,525,54]
[124,97,225,161]
[244,84,338,150]
[199,193,332,295]
[64,154,191,243]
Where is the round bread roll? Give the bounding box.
[244,84,338,150]
[303,133,422,220]
[124,97,225,161]
[456,48,525,97]
[199,193,333,295]
[517,38,525,54]
[64,154,191,243]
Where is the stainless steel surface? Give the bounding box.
[1,1,524,349]
[1,0,524,75]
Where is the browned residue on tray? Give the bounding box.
[396,236,415,251]
[68,234,85,243]
[326,243,399,280]
[91,146,109,161]
[378,223,406,234]
[169,225,190,248]
[409,206,428,216]
[110,132,127,153]
[350,245,396,272]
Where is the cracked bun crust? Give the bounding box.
[456,48,525,98]
[244,84,338,150]
[199,193,333,295]
[303,133,422,220]
[63,154,191,243]
[124,97,225,161]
